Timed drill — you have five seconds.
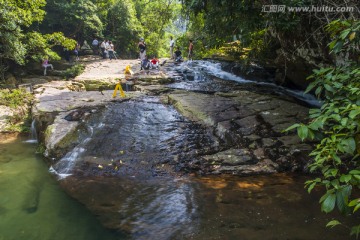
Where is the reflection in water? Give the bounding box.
[194,174,352,240]
[0,136,353,240]
[0,135,124,240]
[60,176,199,240]
[60,173,352,240]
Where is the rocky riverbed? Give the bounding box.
[1,56,316,233]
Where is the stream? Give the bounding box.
[0,135,352,239]
[0,60,354,239]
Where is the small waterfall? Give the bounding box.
[50,122,104,179]
[50,145,87,179]
[181,60,321,107]
[25,119,38,143]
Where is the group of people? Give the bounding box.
[138,38,160,70]
[93,39,116,60]
[138,36,194,70]
[44,36,194,75]
[169,36,194,62]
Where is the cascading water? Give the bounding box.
[170,60,321,107]
[50,122,104,179]
[25,119,38,143]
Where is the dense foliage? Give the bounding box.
[287,19,360,237]
[0,0,76,80]
[181,0,359,62]
[0,0,181,80]
[0,88,34,132]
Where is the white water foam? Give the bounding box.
[24,119,38,143]
[182,60,321,107]
[49,122,103,179]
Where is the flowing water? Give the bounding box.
[0,60,354,239]
[0,134,354,240]
[166,60,321,107]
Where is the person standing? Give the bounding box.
[104,40,110,59]
[100,40,106,59]
[108,41,115,60]
[169,36,175,59]
[74,42,80,61]
[92,38,99,55]
[138,38,146,60]
[188,39,194,60]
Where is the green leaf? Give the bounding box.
[309,120,323,130]
[284,123,300,132]
[332,41,344,53]
[340,174,352,183]
[321,193,336,213]
[315,86,323,97]
[340,29,351,40]
[341,138,356,154]
[307,182,317,193]
[348,198,360,207]
[349,170,360,175]
[328,40,337,50]
[324,84,334,93]
[326,220,341,228]
[349,109,360,119]
[340,118,348,126]
[336,186,351,214]
[297,125,308,141]
[354,203,360,213]
[305,81,317,93]
[351,225,360,238]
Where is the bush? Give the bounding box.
[286,20,360,237]
[62,64,85,79]
[0,89,33,108]
[0,88,33,132]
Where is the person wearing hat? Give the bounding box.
[138,38,146,60]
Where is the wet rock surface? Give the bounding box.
[167,89,310,174]
[31,57,316,233]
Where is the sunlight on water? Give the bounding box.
[0,135,125,240]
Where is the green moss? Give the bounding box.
[36,143,46,154]
[44,125,54,141]
[0,89,33,109]
[61,64,85,80]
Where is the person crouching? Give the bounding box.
[141,55,150,70]
[150,56,159,69]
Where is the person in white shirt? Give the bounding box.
[169,36,175,59]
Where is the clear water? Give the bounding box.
[0,134,353,240]
[0,134,125,240]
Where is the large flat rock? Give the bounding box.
[167,90,312,172]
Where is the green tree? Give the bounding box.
[106,0,143,58]
[133,0,177,57]
[41,0,103,41]
[0,0,75,80]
